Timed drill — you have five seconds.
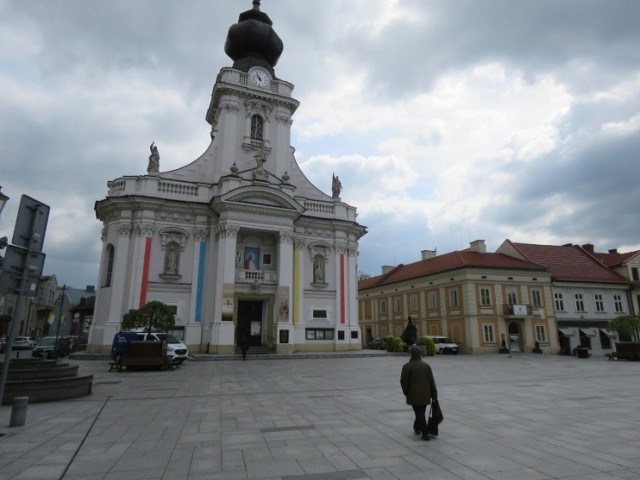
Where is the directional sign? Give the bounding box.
[0,271,40,296]
[0,245,45,296]
[11,195,50,253]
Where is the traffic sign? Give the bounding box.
[11,195,50,253]
[0,245,45,296]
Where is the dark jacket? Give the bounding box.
[400,358,438,406]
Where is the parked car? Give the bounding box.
[428,336,459,354]
[134,332,189,364]
[367,337,385,350]
[32,337,70,359]
[13,336,35,350]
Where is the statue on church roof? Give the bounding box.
[148,142,160,175]
[332,173,342,199]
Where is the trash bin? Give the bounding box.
[576,346,589,358]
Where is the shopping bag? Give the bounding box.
[427,400,443,436]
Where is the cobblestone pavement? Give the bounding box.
[1,351,639,480]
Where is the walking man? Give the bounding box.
[400,345,438,441]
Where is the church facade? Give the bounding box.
[88,2,366,354]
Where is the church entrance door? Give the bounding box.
[237,300,263,347]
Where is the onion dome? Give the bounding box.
[224,1,283,76]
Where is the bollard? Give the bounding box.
[9,396,28,427]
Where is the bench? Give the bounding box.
[110,341,173,372]
[608,342,640,361]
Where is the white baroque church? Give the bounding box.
[88,1,366,355]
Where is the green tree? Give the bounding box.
[609,315,640,342]
[121,300,176,334]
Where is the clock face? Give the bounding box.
[249,68,269,88]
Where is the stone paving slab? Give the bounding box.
[1,352,640,479]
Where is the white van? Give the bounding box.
[427,336,460,355]
[135,332,189,364]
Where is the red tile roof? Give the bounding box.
[506,241,631,285]
[592,250,640,268]
[358,251,546,290]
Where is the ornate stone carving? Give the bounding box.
[221,101,239,113]
[160,229,188,251]
[294,237,306,250]
[194,228,209,242]
[118,225,132,237]
[276,113,292,125]
[218,224,240,238]
[279,231,294,244]
[245,99,273,119]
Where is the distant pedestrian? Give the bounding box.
[239,332,250,360]
[400,345,438,441]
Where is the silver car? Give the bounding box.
[13,336,34,350]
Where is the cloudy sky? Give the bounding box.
[1,0,640,288]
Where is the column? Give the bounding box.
[210,223,239,353]
[292,236,306,325]
[276,230,294,350]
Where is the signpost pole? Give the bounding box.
[0,196,49,406]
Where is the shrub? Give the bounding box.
[384,335,404,352]
[417,336,436,356]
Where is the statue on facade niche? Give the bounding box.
[148,142,160,174]
[313,255,325,283]
[165,244,178,274]
[332,173,342,199]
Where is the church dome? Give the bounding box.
[224,1,283,75]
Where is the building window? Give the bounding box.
[480,287,491,306]
[409,294,418,312]
[574,293,585,312]
[506,287,517,305]
[483,324,495,344]
[554,293,565,311]
[306,328,334,340]
[600,330,612,349]
[535,325,547,343]
[250,114,263,140]
[312,309,327,320]
[104,244,114,287]
[632,267,639,281]
[614,294,624,313]
[595,294,604,312]
[449,289,459,308]
[531,289,542,307]
[380,300,387,315]
[428,291,437,310]
[394,297,401,314]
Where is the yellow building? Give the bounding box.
[359,240,559,354]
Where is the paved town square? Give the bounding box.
[1,352,639,480]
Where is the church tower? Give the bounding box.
[90,1,366,354]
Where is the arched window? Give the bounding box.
[250,114,263,140]
[105,244,114,287]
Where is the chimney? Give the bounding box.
[421,249,436,260]
[381,265,395,275]
[468,239,486,253]
[608,248,618,254]
[582,244,594,254]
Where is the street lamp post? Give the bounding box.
[54,285,67,359]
